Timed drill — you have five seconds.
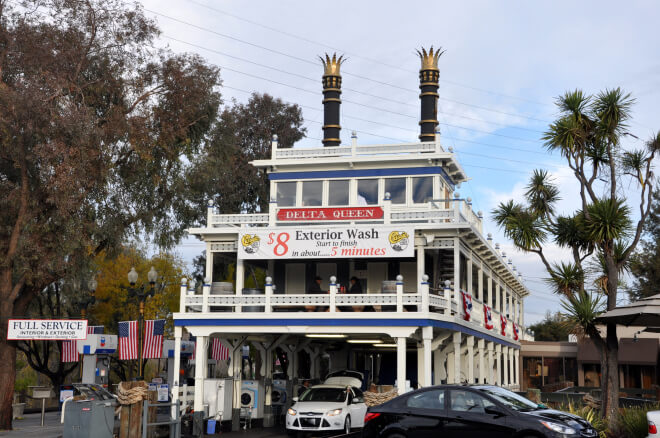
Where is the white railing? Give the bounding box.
[272,141,442,160]
[207,199,482,230]
[177,277,523,340]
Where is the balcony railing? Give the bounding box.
[176,276,523,341]
[272,141,443,160]
[206,198,483,232]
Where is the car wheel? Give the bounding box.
[344,416,351,434]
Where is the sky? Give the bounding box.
[138,0,660,325]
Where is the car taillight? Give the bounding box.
[650,420,657,434]
[364,412,381,423]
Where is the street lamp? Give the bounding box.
[76,276,97,320]
[125,266,162,380]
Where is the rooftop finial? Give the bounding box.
[416,46,444,71]
[320,53,345,76]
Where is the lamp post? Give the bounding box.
[76,276,98,320]
[125,266,160,380]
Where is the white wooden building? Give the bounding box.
[170,48,530,426]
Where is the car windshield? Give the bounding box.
[299,388,347,403]
[476,386,540,412]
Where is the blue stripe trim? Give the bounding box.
[174,318,518,349]
[269,167,455,189]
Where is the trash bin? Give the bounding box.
[63,399,116,438]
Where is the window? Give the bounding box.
[328,180,349,205]
[357,179,378,205]
[352,388,364,403]
[277,182,296,207]
[385,178,406,204]
[302,181,322,206]
[406,389,445,410]
[413,176,433,203]
[449,390,495,413]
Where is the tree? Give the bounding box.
[90,247,186,380]
[528,311,572,342]
[493,89,658,425]
[186,92,306,218]
[0,0,220,428]
[629,189,660,301]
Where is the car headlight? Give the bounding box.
[326,408,343,416]
[540,420,577,435]
[287,408,297,416]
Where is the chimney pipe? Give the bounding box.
[417,47,444,142]
[320,53,345,147]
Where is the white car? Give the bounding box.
[286,372,367,436]
[648,410,660,437]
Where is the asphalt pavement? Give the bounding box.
[0,412,360,438]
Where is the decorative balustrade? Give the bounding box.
[207,199,482,230]
[272,141,442,160]
[177,276,523,340]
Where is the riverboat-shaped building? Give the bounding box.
[171,48,530,427]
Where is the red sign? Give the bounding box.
[277,207,384,221]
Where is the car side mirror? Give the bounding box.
[484,406,506,417]
[352,397,360,404]
[292,397,298,402]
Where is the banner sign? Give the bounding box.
[238,226,414,259]
[7,319,88,340]
[277,206,384,222]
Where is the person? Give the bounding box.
[348,276,365,312]
[306,276,323,311]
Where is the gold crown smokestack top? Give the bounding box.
[417,47,444,142]
[320,53,345,147]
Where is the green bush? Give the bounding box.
[617,407,649,438]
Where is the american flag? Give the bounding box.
[118,321,138,360]
[87,325,104,334]
[142,319,165,359]
[62,340,78,362]
[211,338,229,361]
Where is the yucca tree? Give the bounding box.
[493,88,658,425]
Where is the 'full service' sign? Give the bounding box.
[238,226,414,259]
[7,319,88,340]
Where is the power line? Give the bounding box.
[163,36,544,145]
[147,9,553,126]
[183,0,555,109]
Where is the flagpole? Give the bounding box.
[138,301,144,379]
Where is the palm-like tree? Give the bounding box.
[493,88,658,425]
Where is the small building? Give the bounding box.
[171,48,531,426]
[520,326,660,392]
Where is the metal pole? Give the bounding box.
[40,398,45,427]
[138,300,144,379]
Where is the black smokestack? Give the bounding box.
[320,53,345,147]
[417,47,444,142]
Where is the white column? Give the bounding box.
[193,336,207,412]
[420,275,430,314]
[205,245,213,282]
[487,342,495,384]
[520,300,525,327]
[477,265,483,302]
[487,273,493,308]
[235,258,244,312]
[495,344,502,386]
[397,337,407,394]
[452,332,461,384]
[171,326,182,418]
[467,253,473,296]
[179,278,188,313]
[508,291,513,319]
[502,346,509,387]
[495,281,500,314]
[508,348,515,388]
[515,349,521,388]
[477,338,485,384]
[466,336,474,383]
[453,241,461,310]
[417,245,425,291]
[421,326,432,387]
[447,351,455,384]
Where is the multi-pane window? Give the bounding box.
[385,178,406,204]
[328,180,349,205]
[276,182,296,207]
[302,181,323,206]
[413,176,433,203]
[357,179,378,205]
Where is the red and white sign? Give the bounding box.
[238,225,414,259]
[7,319,88,340]
[277,207,384,221]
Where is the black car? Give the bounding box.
[362,384,598,438]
